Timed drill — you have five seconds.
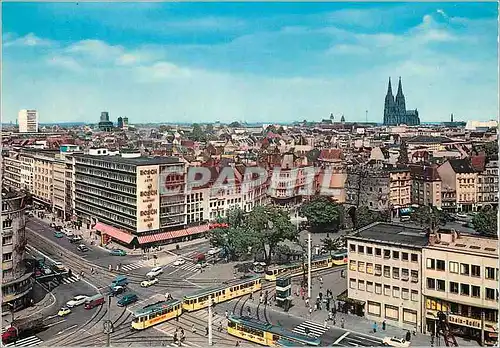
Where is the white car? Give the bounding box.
[382,337,410,347]
[207,248,221,256]
[146,267,163,278]
[141,278,159,287]
[66,295,89,308]
[173,259,186,266]
[62,228,72,236]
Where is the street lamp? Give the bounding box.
[208,298,213,346]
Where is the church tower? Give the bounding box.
[383,77,395,125]
[395,77,406,124]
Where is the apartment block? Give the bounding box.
[472,155,499,210]
[423,230,498,345]
[409,164,442,209]
[438,159,478,212]
[346,222,426,332]
[388,168,412,214]
[18,109,39,133]
[32,151,57,208]
[2,151,22,191]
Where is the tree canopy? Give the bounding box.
[209,205,297,264]
[472,209,498,236]
[353,206,387,229]
[189,123,206,142]
[410,206,451,228]
[299,196,342,232]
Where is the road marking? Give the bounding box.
[46,319,66,327]
[350,334,384,344]
[56,324,78,335]
[333,332,350,345]
[46,314,58,320]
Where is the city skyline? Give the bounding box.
[2,2,498,124]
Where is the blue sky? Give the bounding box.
[2,2,498,124]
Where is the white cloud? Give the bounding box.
[3,33,54,47]
[46,56,83,72]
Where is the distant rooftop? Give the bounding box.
[347,222,428,248]
[74,154,181,166]
[430,230,498,257]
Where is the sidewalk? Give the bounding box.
[2,291,56,328]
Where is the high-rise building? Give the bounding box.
[98,111,113,131]
[18,109,39,133]
[383,78,420,126]
[117,117,124,128]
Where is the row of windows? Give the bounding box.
[76,183,136,206]
[78,167,136,184]
[426,278,498,300]
[350,261,420,283]
[77,175,136,195]
[426,258,499,280]
[349,278,420,301]
[349,244,419,262]
[77,192,136,217]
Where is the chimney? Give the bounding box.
[428,232,438,246]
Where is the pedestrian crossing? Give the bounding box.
[3,335,44,347]
[292,320,329,338]
[172,261,200,273]
[336,333,385,347]
[61,275,81,285]
[121,261,146,272]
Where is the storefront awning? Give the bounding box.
[95,222,135,244]
[137,224,210,245]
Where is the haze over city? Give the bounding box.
[2,2,498,124]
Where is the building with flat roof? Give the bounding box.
[73,154,196,247]
[346,222,428,332]
[18,109,38,133]
[423,230,498,345]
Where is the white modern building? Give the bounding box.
[18,109,39,133]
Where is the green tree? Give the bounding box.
[300,196,342,232]
[483,141,498,157]
[247,205,297,265]
[190,123,205,142]
[321,237,337,255]
[472,209,498,236]
[410,206,450,228]
[354,206,383,229]
[205,124,214,134]
[305,148,321,163]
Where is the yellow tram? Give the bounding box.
[227,315,321,346]
[265,254,334,282]
[182,275,262,312]
[131,299,183,330]
[331,249,348,266]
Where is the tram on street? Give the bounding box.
[331,249,348,266]
[182,275,262,312]
[265,254,336,282]
[227,315,321,346]
[131,299,183,330]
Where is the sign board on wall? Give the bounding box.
[136,165,160,233]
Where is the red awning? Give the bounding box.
[186,225,210,235]
[95,222,135,244]
[138,232,172,244]
[137,224,210,245]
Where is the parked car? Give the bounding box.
[61,228,72,236]
[68,235,83,243]
[57,307,71,317]
[382,337,410,347]
[66,295,89,308]
[146,267,163,278]
[140,278,159,287]
[110,249,127,256]
[173,259,185,266]
[77,244,89,252]
[54,231,64,238]
[66,232,75,238]
[117,293,138,307]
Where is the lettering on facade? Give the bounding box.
[137,166,160,232]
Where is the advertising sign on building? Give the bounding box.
[136,165,160,232]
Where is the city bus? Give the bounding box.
[265,254,334,282]
[227,315,321,346]
[182,276,262,312]
[131,299,183,330]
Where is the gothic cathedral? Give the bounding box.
[383,77,420,126]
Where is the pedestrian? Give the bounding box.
[372,322,378,333]
[328,312,332,321]
[309,307,313,317]
[333,316,337,326]
[305,298,309,307]
[235,341,240,346]
[180,329,185,342]
[225,310,228,318]
[247,306,251,316]
[205,326,209,336]
[173,332,178,344]
[191,324,196,334]
[382,320,386,330]
[249,292,253,301]
[340,318,345,329]
[324,319,328,329]
[406,330,411,341]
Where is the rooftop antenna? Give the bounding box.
[365,110,368,123]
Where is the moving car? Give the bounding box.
[58,307,71,317]
[52,261,66,272]
[50,222,56,228]
[195,261,208,269]
[382,337,410,347]
[68,235,83,243]
[77,244,89,252]
[173,259,185,266]
[66,295,89,308]
[111,285,126,295]
[54,231,64,238]
[110,249,127,256]
[140,278,159,287]
[62,228,72,236]
[117,293,138,307]
[146,267,163,278]
[207,248,221,256]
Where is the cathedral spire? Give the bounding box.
[387,77,393,96]
[396,76,404,97]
